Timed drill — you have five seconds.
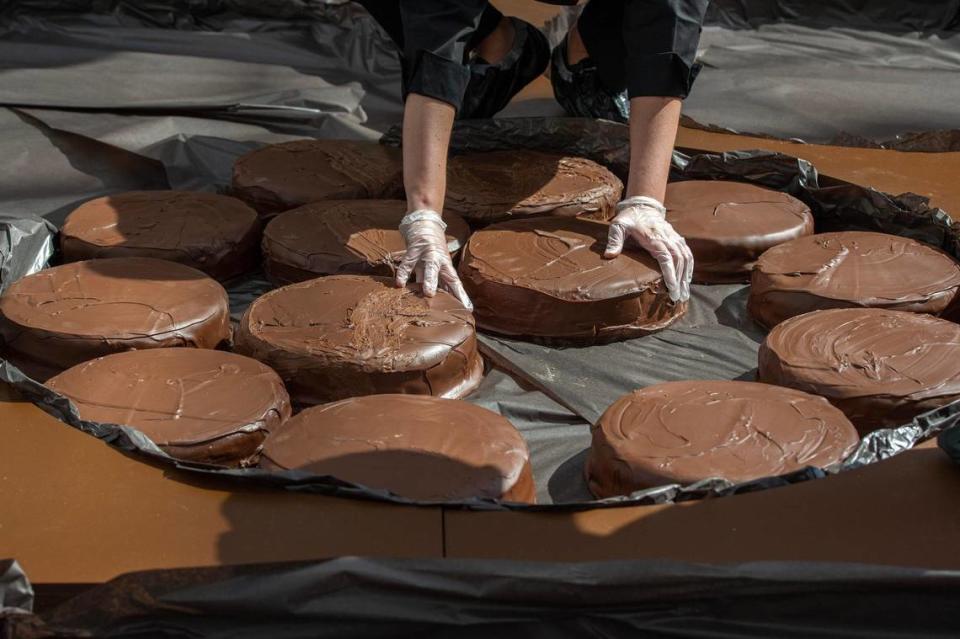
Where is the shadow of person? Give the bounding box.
[216,448,533,565]
[547,448,594,503]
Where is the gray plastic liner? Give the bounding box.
[0,560,33,614]
[3,115,960,510]
[5,557,960,638]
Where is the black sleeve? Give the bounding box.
[397,0,490,112]
[621,0,709,99]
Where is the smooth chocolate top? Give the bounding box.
[260,394,531,501]
[47,348,291,448]
[231,139,403,216]
[0,258,231,377]
[750,231,960,328]
[444,150,622,223]
[61,191,261,281]
[665,180,813,281]
[587,380,859,496]
[262,200,470,281]
[759,308,960,430]
[461,216,664,302]
[238,275,474,373]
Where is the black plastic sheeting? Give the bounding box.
[4,116,960,510]
[4,557,960,638]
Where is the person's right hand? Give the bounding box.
[396,209,474,311]
[603,195,693,303]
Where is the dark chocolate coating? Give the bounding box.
[46,349,291,466]
[586,380,859,498]
[664,180,813,283]
[759,308,960,434]
[0,258,231,381]
[262,199,470,285]
[60,191,261,282]
[234,275,483,406]
[749,231,960,329]
[458,216,685,343]
[260,394,535,503]
[444,150,622,224]
[231,139,403,218]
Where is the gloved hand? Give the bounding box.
[603,195,693,302]
[397,209,474,310]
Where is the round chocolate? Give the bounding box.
[0,258,231,381]
[260,394,535,502]
[46,349,291,466]
[444,150,622,224]
[262,200,471,285]
[586,380,859,497]
[234,275,483,405]
[760,308,960,434]
[749,231,960,329]
[458,216,684,342]
[231,139,403,218]
[664,180,813,283]
[60,191,261,281]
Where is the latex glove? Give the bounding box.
[397,209,474,310]
[603,195,693,302]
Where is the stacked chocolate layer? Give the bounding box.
[260,394,535,503]
[459,216,684,342]
[235,275,483,405]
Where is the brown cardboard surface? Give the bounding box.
[444,439,960,565]
[0,383,443,584]
[676,127,960,218]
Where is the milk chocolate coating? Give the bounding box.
[444,150,622,224]
[0,258,231,381]
[262,199,471,285]
[260,394,534,503]
[586,380,859,497]
[665,180,813,283]
[759,308,960,434]
[459,216,685,343]
[749,231,960,329]
[231,139,403,218]
[234,275,483,405]
[46,349,291,466]
[60,191,261,282]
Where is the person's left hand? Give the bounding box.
[603,195,693,302]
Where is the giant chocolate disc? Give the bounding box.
[444,150,622,224]
[749,231,960,329]
[586,380,859,497]
[760,308,960,434]
[231,139,403,218]
[46,349,291,466]
[0,258,230,381]
[61,191,261,281]
[664,180,813,283]
[458,216,684,342]
[235,275,483,405]
[262,200,470,285]
[260,394,535,502]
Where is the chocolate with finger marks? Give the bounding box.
[459,216,685,343]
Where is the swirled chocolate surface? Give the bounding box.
[0,258,230,381]
[586,380,858,497]
[46,349,291,466]
[759,308,960,433]
[749,231,960,329]
[234,275,483,405]
[665,180,813,283]
[61,191,261,281]
[262,199,470,285]
[260,394,534,503]
[444,150,622,224]
[231,139,403,218]
[459,216,684,342]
